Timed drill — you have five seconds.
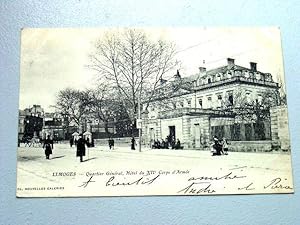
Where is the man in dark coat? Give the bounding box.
[108,137,113,150]
[76,135,86,162]
[212,136,222,156]
[43,135,53,159]
[131,137,136,150]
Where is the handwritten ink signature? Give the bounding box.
[177,182,216,194]
[178,171,247,195]
[188,171,247,182]
[264,178,293,190]
[238,178,293,192]
[106,174,160,187]
[78,175,160,188]
[78,176,95,188]
[238,182,255,191]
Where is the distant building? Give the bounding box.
[18,105,44,140]
[18,105,66,140]
[42,112,65,140]
[142,58,289,151]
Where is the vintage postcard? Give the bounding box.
[17,27,293,197]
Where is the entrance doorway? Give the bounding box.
[168,126,176,142]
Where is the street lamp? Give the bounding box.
[137,82,143,152]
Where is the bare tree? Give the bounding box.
[86,84,132,135]
[55,88,90,131]
[216,88,280,140]
[227,88,279,122]
[87,29,179,123]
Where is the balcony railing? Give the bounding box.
[192,76,279,91]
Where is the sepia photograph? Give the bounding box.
[16,27,293,197]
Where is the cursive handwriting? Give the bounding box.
[264,178,293,190]
[238,182,255,191]
[106,175,160,187]
[178,182,216,194]
[78,176,95,188]
[188,171,246,182]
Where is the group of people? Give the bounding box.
[152,137,182,150]
[40,134,229,161]
[70,137,94,148]
[43,134,89,162]
[211,136,229,156]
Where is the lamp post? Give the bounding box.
[137,82,143,152]
[137,94,142,152]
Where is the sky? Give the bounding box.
[19,27,285,112]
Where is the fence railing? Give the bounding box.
[192,76,279,91]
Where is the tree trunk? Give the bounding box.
[104,120,110,135]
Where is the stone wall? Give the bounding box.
[226,140,273,152]
[270,105,291,151]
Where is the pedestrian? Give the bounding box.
[212,136,222,156]
[161,139,166,149]
[175,138,181,149]
[108,137,113,150]
[171,139,175,149]
[111,138,114,150]
[70,137,74,147]
[222,138,229,155]
[76,135,86,162]
[156,139,161,149]
[43,135,53,160]
[131,137,136,150]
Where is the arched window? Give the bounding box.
[255,73,261,80]
[246,92,251,104]
[244,71,249,79]
[257,94,263,104]
[207,96,212,108]
[228,94,234,106]
[198,99,203,108]
[217,95,222,108]
[227,71,232,79]
[187,99,191,108]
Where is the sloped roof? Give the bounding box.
[182,65,252,83]
[146,63,274,103]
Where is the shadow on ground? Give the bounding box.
[18,156,43,161]
[82,157,97,162]
[51,155,65,160]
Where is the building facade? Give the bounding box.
[18,105,44,140]
[142,58,289,151]
[18,105,67,141]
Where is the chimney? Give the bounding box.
[250,62,257,71]
[227,58,235,66]
[199,67,206,73]
[174,69,181,79]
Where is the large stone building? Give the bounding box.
[18,105,44,140]
[141,58,290,151]
[18,105,67,140]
